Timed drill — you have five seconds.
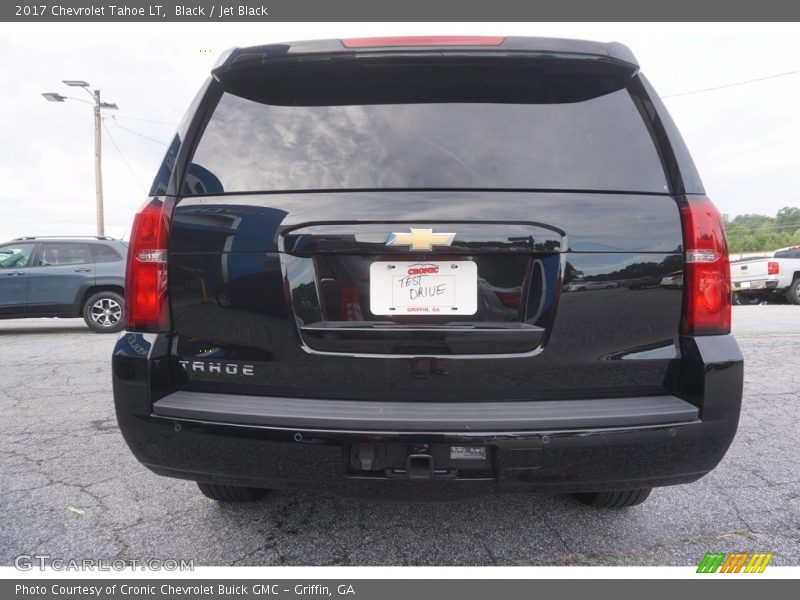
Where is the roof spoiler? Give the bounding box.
[210,36,640,107]
[212,36,639,77]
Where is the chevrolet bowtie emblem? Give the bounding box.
[385,228,456,251]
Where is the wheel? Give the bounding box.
[787,278,800,305]
[83,291,125,333]
[573,488,652,508]
[196,481,269,502]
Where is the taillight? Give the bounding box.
[768,261,780,275]
[679,197,731,335]
[125,197,174,332]
[341,36,505,48]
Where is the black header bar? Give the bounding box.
[4,0,800,22]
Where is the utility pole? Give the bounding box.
[43,81,118,237]
[93,89,105,236]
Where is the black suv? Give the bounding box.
[1,236,127,332]
[113,37,743,507]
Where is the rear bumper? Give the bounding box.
[112,333,743,498]
[732,279,779,291]
[114,410,736,497]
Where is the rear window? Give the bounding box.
[89,243,123,263]
[774,248,800,259]
[186,84,668,195]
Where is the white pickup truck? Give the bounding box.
[730,245,800,304]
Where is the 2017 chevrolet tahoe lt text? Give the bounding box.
[112,36,743,508]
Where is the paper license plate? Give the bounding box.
[369,261,477,315]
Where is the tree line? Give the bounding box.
[723,207,800,253]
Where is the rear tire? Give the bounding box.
[196,482,269,502]
[573,488,652,508]
[83,291,125,333]
[787,278,800,305]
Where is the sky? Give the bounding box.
[0,22,798,242]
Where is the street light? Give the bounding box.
[42,80,119,236]
[41,92,67,103]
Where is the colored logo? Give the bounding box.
[697,552,773,573]
[407,264,440,275]
[385,228,456,251]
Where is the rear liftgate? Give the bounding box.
[281,221,565,482]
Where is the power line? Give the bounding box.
[663,70,798,99]
[114,114,175,126]
[110,117,167,145]
[726,222,800,232]
[101,120,147,193]
[728,220,800,227]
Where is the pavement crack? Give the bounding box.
[717,487,757,535]
[230,539,276,566]
[542,515,572,554]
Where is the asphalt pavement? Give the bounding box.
[1,306,798,566]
